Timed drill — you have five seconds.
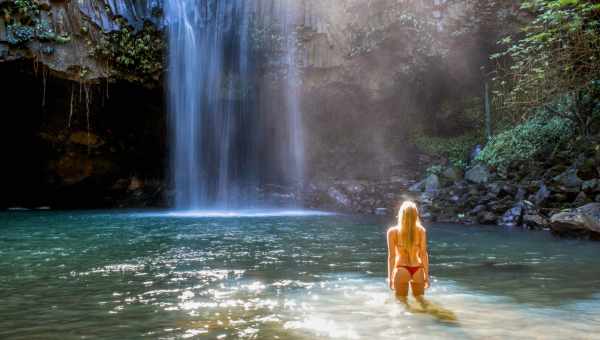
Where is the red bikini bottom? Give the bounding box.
[397,266,422,277]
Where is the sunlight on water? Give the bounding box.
[1,211,599,339]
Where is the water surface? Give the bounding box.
[1,211,599,339]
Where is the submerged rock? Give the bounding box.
[549,203,600,240]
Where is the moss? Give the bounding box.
[90,19,165,83]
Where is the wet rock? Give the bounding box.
[470,204,486,215]
[523,213,549,230]
[553,168,583,189]
[500,202,524,227]
[128,177,144,191]
[477,211,498,225]
[549,203,600,240]
[534,183,551,205]
[424,174,440,193]
[465,164,490,184]
[409,180,425,192]
[375,208,388,216]
[327,187,352,208]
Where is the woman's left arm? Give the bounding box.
[386,228,396,290]
[421,229,430,289]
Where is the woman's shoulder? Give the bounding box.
[387,226,399,236]
[417,223,427,234]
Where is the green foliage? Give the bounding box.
[426,165,443,176]
[91,20,164,82]
[7,23,33,45]
[414,133,483,169]
[491,0,600,131]
[476,113,574,169]
[34,19,55,41]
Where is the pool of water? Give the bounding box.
[1,210,599,339]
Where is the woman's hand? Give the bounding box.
[387,277,394,290]
[424,277,430,289]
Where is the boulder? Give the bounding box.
[409,180,425,192]
[465,164,490,184]
[549,203,600,240]
[374,208,388,216]
[534,183,551,206]
[477,211,498,225]
[553,167,583,189]
[515,187,527,201]
[424,174,440,193]
[574,192,591,205]
[582,179,598,193]
[442,167,464,182]
[523,213,549,229]
[327,187,352,208]
[500,202,524,227]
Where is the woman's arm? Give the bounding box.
[421,229,430,289]
[386,228,396,290]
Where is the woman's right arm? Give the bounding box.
[386,228,396,290]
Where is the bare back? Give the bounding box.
[389,225,427,267]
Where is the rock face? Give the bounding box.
[550,203,600,240]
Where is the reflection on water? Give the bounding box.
[0,211,599,339]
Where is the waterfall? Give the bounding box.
[165,0,304,211]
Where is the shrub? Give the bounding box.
[7,24,33,45]
[476,113,574,169]
[414,133,483,169]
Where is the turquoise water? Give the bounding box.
[1,211,600,339]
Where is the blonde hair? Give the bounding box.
[397,201,420,249]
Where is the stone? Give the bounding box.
[582,179,598,193]
[470,205,486,215]
[500,202,524,227]
[128,177,144,191]
[327,187,352,208]
[534,183,551,206]
[549,203,600,240]
[523,213,549,229]
[574,192,591,205]
[69,132,103,147]
[442,167,464,182]
[424,174,440,193]
[553,167,583,189]
[515,187,527,201]
[409,180,425,192]
[465,164,490,184]
[477,211,498,225]
[375,208,388,216]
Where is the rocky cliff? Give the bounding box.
[0,0,522,209]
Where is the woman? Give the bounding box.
[387,201,430,298]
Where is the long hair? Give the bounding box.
[397,201,419,248]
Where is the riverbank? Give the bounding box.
[304,141,600,241]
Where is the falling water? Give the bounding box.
[166,0,305,210]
